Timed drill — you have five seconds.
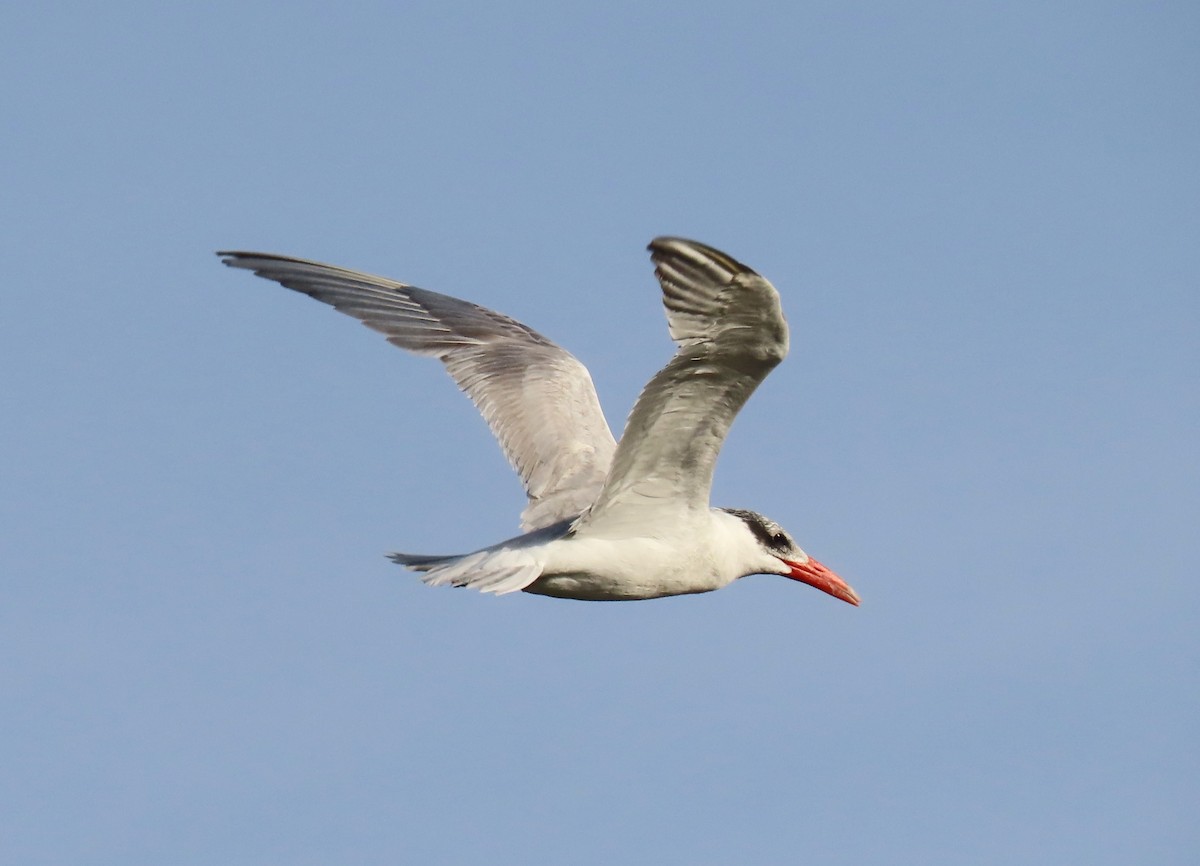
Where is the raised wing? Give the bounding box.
[576,237,789,536]
[218,252,617,530]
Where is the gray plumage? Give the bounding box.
[216,250,617,531]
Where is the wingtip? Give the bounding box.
[216,250,287,269]
[215,250,260,270]
[646,237,757,279]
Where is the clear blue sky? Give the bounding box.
[3,2,1197,863]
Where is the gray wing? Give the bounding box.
[576,237,789,536]
[218,252,617,531]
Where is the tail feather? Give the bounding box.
[388,551,454,572]
[388,549,542,596]
[388,518,570,597]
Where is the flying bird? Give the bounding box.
[218,238,859,605]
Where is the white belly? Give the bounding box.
[525,534,735,601]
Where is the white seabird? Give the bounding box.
[219,238,859,605]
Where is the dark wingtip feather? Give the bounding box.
[647,237,757,278]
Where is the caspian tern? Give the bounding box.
[218,238,859,605]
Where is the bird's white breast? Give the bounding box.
[525,510,760,600]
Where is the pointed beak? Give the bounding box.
[781,556,860,606]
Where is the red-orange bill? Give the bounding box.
[783,556,860,606]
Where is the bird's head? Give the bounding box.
[722,508,860,605]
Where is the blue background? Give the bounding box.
[3,2,1196,863]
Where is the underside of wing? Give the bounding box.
[577,238,789,535]
[218,252,617,530]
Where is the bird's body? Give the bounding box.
[531,512,752,600]
[219,238,859,606]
